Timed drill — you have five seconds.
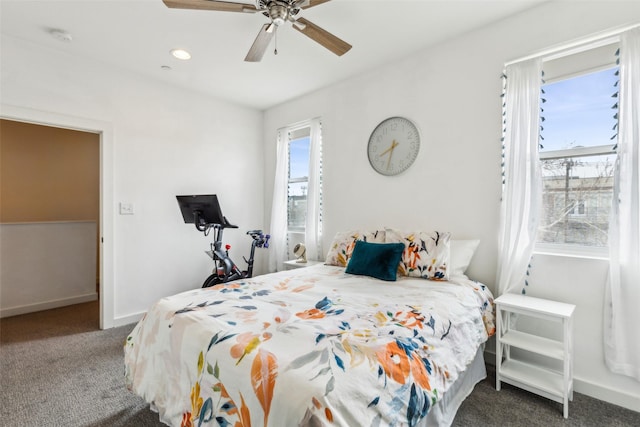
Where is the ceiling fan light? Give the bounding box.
[269,4,288,26]
[170,48,191,60]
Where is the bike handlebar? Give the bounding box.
[246,230,270,249]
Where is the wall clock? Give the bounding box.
[367,117,420,176]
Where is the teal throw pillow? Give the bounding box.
[345,240,405,281]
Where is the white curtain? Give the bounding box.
[496,58,543,295]
[268,128,289,273]
[305,118,323,262]
[605,27,640,381]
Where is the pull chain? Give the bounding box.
[274,27,278,55]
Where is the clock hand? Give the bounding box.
[378,140,399,157]
[379,146,393,156]
[386,140,399,170]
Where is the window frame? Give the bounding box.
[283,122,322,258]
[286,127,311,236]
[534,57,618,258]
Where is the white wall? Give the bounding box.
[0,35,265,326]
[263,1,640,412]
[0,221,97,317]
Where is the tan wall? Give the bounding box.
[0,119,99,223]
[1,119,100,288]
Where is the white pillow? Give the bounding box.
[450,239,480,276]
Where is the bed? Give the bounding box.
[125,231,495,427]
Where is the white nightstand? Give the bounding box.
[283,260,323,270]
[495,293,576,418]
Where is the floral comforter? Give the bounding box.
[124,265,495,427]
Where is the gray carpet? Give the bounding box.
[1,302,639,426]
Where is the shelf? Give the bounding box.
[283,260,323,270]
[495,294,575,319]
[501,330,565,360]
[496,294,575,418]
[500,359,567,402]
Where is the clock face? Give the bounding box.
[367,117,420,176]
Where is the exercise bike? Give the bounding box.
[201,223,269,288]
[176,195,270,288]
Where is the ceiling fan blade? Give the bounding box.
[299,0,332,10]
[292,17,351,56]
[163,0,258,13]
[245,24,276,62]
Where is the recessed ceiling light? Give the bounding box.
[170,49,191,60]
[161,65,172,71]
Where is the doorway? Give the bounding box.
[1,119,100,322]
[0,105,114,329]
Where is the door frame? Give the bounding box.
[1,104,114,329]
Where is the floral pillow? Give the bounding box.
[385,229,451,280]
[324,230,386,267]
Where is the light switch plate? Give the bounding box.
[119,202,134,215]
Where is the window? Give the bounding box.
[536,45,619,252]
[286,124,322,258]
[287,128,310,252]
[269,119,323,271]
[499,29,640,375]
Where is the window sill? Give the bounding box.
[533,244,609,261]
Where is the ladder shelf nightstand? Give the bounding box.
[283,260,323,270]
[495,293,576,418]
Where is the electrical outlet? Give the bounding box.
[119,202,134,215]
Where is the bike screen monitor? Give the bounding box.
[176,194,225,230]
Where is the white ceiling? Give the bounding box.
[0,0,547,110]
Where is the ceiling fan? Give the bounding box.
[162,0,352,62]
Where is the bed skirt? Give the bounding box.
[422,345,486,426]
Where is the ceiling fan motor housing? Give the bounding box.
[269,3,288,25]
[261,1,300,26]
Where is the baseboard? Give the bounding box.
[112,311,145,328]
[573,377,640,412]
[0,293,98,318]
[485,348,640,412]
